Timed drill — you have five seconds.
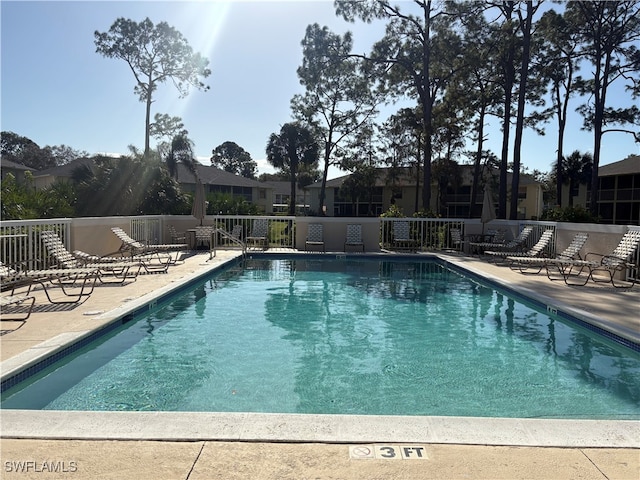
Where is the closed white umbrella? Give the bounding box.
[191,178,206,226]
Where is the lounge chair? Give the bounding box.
[0,261,99,304]
[168,225,186,244]
[392,221,418,252]
[344,224,364,252]
[1,292,35,321]
[470,226,533,254]
[305,223,325,252]
[553,230,640,288]
[485,229,554,264]
[246,219,269,250]
[40,230,162,280]
[507,232,589,275]
[111,227,186,264]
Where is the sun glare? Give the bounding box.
[163,1,233,120]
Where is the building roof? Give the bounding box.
[598,155,640,177]
[176,163,267,189]
[307,165,540,189]
[261,180,306,196]
[33,157,97,177]
[0,158,38,172]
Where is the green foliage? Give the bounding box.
[206,192,259,215]
[540,205,599,223]
[210,141,257,179]
[73,153,190,216]
[0,173,75,219]
[412,209,440,219]
[1,131,87,169]
[380,204,405,218]
[94,17,211,154]
[266,122,319,215]
[1,173,35,219]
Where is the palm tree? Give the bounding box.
[266,123,319,215]
[165,132,197,179]
[562,150,593,207]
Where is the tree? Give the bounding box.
[452,9,503,218]
[165,133,198,179]
[381,108,423,212]
[509,0,544,220]
[560,150,593,207]
[335,0,455,212]
[73,153,189,216]
[266,123,319,215]
[94,17,211,156]
[1,131,55,170]
[537,8,581,207]
[292,23,379,215]
[150,113,186,156]
[210,141,257,179]
[567,1,640,215]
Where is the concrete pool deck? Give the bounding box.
[1,249,638,479]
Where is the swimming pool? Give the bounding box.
[2,256,639,420]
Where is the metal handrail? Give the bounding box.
[209,228,246,260]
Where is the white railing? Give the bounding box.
[211,215,296,249]
[0,218,71,269]
[131,216,163,245]
[379,217,466,251]
[0,216,638,284]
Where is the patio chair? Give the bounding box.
[168,225,186,244]
[553,230,640,288]
[344,224,364,252]
[470,226,533,254]
[246,219,269,250]
[485,229,554,264]
[194,226,215,249]
[392,221,418,252]
[223,224,244,247]
[0,261,99,304]
[305,223,325,252]
[40,230,159,281]
[507,232,589,275]
[449,227,465,252]
[111,227,186,264]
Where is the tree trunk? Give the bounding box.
[470,101,486,218]
[510,1,534,220]
[144,88,153,157]
[589,44,611,216]
[318,139,331,215]
[555,86,565,207]
[420,1,433,212]
[498,3,516,220]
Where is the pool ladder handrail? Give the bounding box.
[209,228,247,260]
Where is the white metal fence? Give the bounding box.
[0,218,71,270]
[0,216,638,284]
[379,218,466,252]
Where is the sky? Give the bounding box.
[2,0,639,180]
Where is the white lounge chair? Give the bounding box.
[485,229,554,264]
[552,230,640,288]
[507,232,589,275]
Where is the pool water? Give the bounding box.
[2,257,639,419]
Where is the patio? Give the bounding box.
[1,245,638,479]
